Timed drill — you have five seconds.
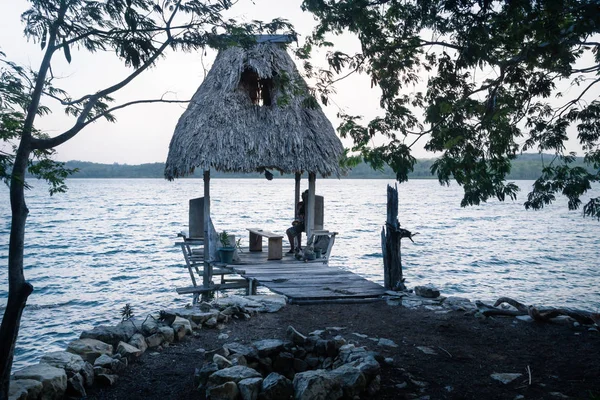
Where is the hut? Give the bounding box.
[165,35,345,295]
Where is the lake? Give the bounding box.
[1,178,599,370]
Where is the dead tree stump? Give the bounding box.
[382,184,408,291]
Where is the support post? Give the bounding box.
[381,184,405,291]
[294,172,301,220]
[202,170,212,301]
[306,173,316,241]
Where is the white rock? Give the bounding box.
[159,326,175,343]
[416,346,438,355]
[8,379,42,400]
[172,316,192,335]
[377,338,398,348]
[128,333,148,355]
[13,364,67,400]
[66,338,113,364]
[491,372,522,384]
[117,341,142,362]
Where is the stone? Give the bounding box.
[322,357,333,369]
[66,338,113,364]
[416,346,437,355]
[414,284,440,298]
[442,296,476,311]
[117,341,142,362]
[96,374,118,386]
[229,354,248,366]
[13,364,67,400]
[197,363,219,388]
[273,352,294,373]
[80,323,137,348]
[94,354,114,368]
[305,356,320,369]
[377,338,398,348]
[350,355,380,379]
[329,364,367,399]
[93,366,112,376]
[367,374,381,395]
[238,377,262,400]
[491,373,522,384]
[39,351,94,386]
[214,354,233,369]
[218,333,229,340]
[204,317,218,328]
[261,372,293,400]
[224,342,258,359]
[110,358,127,372]
[146,333,164,348]
[293,370,343,400]
[293,358,308,373]
[286,326,307,345]
[163,308,220,325]
[252,339,288,357]
[205,382,239,400]
[207,366,262,387]
[172,316,193,335]
[159,326,175,343]
[128,333,148,355]
[515,315,534,322]
[8,379,42,400]
[172,323,187,341]
[66,372,86,398]
[213,294,287,313]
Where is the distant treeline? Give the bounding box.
[62,154,592,180]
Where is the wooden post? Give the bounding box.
[294,172,301,220]
[381,184,405,291]
[306,172,316,241]
[202,170,212,301]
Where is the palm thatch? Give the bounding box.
[164,41,344,180]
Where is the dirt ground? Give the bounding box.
[87,301,600,400]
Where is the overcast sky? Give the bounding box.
[0,1,588,165]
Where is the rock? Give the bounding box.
[80,323,137,348]
[329,364,367,399]
[491,372,522,384]
[172,316,193,336]
[110,358,127,372]
[286,326,307,345]
[66,372,86,398]
[515,315,533,322]
[128,333,148,355]
[8,379,42,400]
[293,358,308,373]
[416,346,437,355]
[214,354,233,369]
[13,364,67,400]
[213,294,287,313]
[229,354,248,367]
[377,338,398,348]
[218,333,229,340]
[204,317,218,328]
[94,354,114,368]
[197,363,219,388]
[352,333,368,339]
[93,366,112,376]
[349,355,380,379]
[224,342,258,359]
[207,366,262,388]
[273,352,294,374]
[322,357,333,369]
[414,284,440,298]
[141,317,160,335]
[293,370,343,400]
[252,339,288,357]
[117,341,142,362]
[198,301,213,312]
[205,381,239,400]
[163,308,220,325]
[305,356,320,369]
[367,374,381,395]
[442,296,476,311]
[66,338,113,364]
[159,326,175,343]
[261,372,293,400]
[238,377,262,400]
[172,323,187,341]
[146,333,164,348]
[96,374,118,386]
[39,351,94,386]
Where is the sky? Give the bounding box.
[0,1,590,165]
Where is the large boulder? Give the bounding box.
[66,373,86,398]
[172,316,193,335]
[40,351,94,386]
[293,370,343,400]
[251,339,288,357]
[128,333,148,354]
[13,364,67,400]
[79,323,137,348]
[205,381,239,400]
[117,341,143,362]
[158,326,175,344]
[8,379,42,400]
[223,342,258,360]
[238,377,262,400]
[66,338,112,364]
[260,373,293,400]
[207,366,262,388]
[328,365,367,398]
[414,284,440,299]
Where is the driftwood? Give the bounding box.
[476,297,598,325]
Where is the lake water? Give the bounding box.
[1,178,599,370]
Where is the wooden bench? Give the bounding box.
[247,228,283,260]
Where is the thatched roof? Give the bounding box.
[164,41,345,180]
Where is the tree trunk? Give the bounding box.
[0,141,34,400]
[381,184,405,291]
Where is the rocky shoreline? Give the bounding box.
[8,287,600,400]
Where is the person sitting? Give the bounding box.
[286,191,307,254]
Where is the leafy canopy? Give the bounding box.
[300,0,600,219]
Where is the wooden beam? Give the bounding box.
[294,172,301,220]
[203,170,212,299]
[307,172,316,240]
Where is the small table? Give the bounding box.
[247,228,283,260]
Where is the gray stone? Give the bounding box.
[214,354,233,369]
[442,296,476,311]
[293,370,343,400]
[213,294,287,313]
[172,316,193,335]
[218,333,229,340]
[377,338,398,348]
[96,374,118,386]
[94,354,114,368]
[349,355,380,379]
[322,357,333,369]
[66,338,113,364]
[305,356,320,369]
[491,372,522,384]
[208,366,262,387]
[13,364,67,400]
[238,377,262,400]
[252,339,288,357]
[39,351,94,386]
[416,346,437,355]
[329,364,367,399]
[197,363,219,388]
[93,366,112,376]
[273,352,294,373]
[261,372,293,400]
[128,333,148,355]
[80,323,137,348]
[293,358,308,373]
[172,323,187,341]
[117,341,142,362]
[224,342,258,359]
[204,317,218,328]
[146,333,164,348]
[414,284,440,298]
[141,317,160,335]
[515,315,534,322]
[66,372,86,398]
[8,379,42,400]
[159,326,175,343]
[205,382,239,400]
[286,326,307,345]
[367,374,381,395]
[229,354,248,367]
[110,358,126,372]
[163,308,220,324]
